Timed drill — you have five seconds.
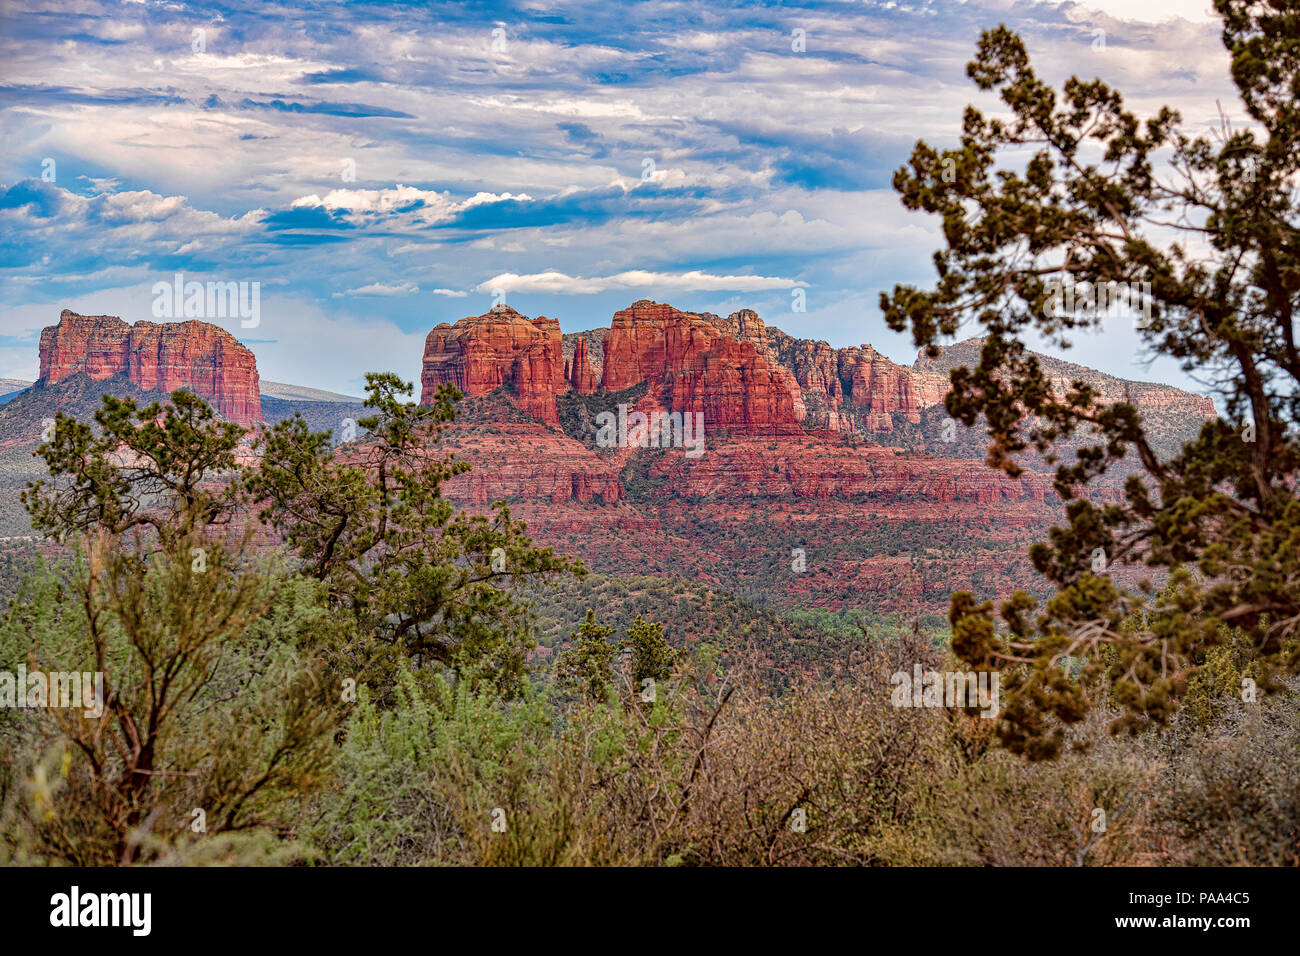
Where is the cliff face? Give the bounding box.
[425,300,804,435]
[422,301,1214,446]
[601,300,710,391]
[38,310,262,425]
[601,300,802,434]
[698,310,1217,437]
[566,335,598,394]
[837,344,949,431]
[699,309,949,434]
[421,306,566,424]
[662,336,803,434]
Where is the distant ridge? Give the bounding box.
[0,379,32,406]
[260,380,363,403]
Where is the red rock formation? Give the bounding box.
[437,420,624,505]
[421,299,1214,445]
[664,337,802,435]
[649,436,1055,504]
[425,301,804,434]
[408,301,1210,618]
[562,329,609,383]
[837,345,949,432]
[704,310,1213,437]
[38,310,261,425]
[602,300,707,392]
[421,306,565,424]
[701,309,950,434]
[434,428,1070,616]
[601,300,803,435]
[776,336,843,402]
[706,308,771,354]
[568,335,598,394]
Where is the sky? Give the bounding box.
[0,0,1236,396]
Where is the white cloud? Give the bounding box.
[332,281,419,298]
[1066,0,1215,23]
[432,288,468,297]
[475,269,800,295]
[291,186,531,227]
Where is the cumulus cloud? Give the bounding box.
[0,180,266,276]
[291,186,532,228]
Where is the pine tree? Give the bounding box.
[881,2,1300,756]
[621,615,678,686]
[556,609,617,704]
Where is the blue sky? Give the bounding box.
[0,0,1234,395]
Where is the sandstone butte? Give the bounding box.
[421,298,1215,438]
[600,300,803,434]
[38,310,262,426]
[417,298,1216,530]
[422,306,566,424]
[422,300,802,435]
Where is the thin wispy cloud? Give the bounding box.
[333,281,419,298]
[476,270,799,295]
